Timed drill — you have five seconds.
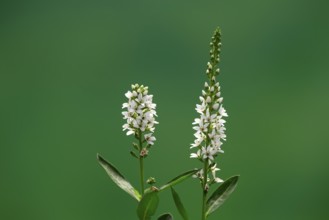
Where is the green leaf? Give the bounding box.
[157,213,173,220]
[171,187,189,220]
[97,153,141,201]
[206,175,239,216]
[159,169,198,191]
[137,191,159,220]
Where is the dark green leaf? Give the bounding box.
[97,153,141,201]
[159,169,198,191]
[137,191,159,220]
[206,175,239,216]
[157,213,173,220]
[171,187,188,220]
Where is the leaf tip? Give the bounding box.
[97,153,106,164]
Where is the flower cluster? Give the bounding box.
[190,28,227,184]
[193,163,223,185]
[122,84,158,146]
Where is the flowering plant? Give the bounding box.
[97,27,239,220]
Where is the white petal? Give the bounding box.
[212,103,219,110]
[214,177,224,183]
[125,91,133,99]
[126,130,135,136]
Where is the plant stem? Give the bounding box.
[202,191,207,220]
[201,159,209,220]
[139,156,144,195]
[138,129,145,195]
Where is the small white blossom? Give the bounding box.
[195,102,207,114]
[201,146,216,161]
[211,164,223,183]
[190,149,201,158]
[192,169,210,183]
[144,133,156,145]
[212,103,219,110]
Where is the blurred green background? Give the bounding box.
[1,0,329,219]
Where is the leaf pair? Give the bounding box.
[170,176,239,219]
[135,170,198,220]
[97,153,198,219]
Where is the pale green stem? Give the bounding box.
[138,129,145,195]
[201,159,209,220]
[139,156,144,195]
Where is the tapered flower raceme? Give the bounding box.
[122,84,158,145]
[190,28,228,186]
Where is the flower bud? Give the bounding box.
[146,177,156,185]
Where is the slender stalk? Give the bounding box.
[139,156,144,195]
[138,129,145,195]
[202,191,207,220]
[201,159,209,220]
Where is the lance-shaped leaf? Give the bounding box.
[97,153,141,201]
[206,175,239,216]
[159,169,198,191]
[171,187,189,220]
[137,191,159,220]
[157,213,173,220]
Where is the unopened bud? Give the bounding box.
[146,177,156,185]
[140,148,149,157]
[132,142,139,150]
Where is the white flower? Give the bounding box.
[218,105,228,117]
[190,149,201,158]
[125,91,134,99]
[212,103,219,110]
[214,177,224,183]
[211,164,224,183]
[192,169,210,183]
[192,118,209,134]
[201,146,216,161]
[196,102,207,114]
[144,133,156,145]
[126,130,135,136]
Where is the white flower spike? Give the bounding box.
[122,84,158,142]
[190,28,228,186]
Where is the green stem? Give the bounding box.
[138,129,145,195]
[202,191,207,220]
[201,159,209,220]
[139,156,144,195]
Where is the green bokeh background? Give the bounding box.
[1,0,329,219]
